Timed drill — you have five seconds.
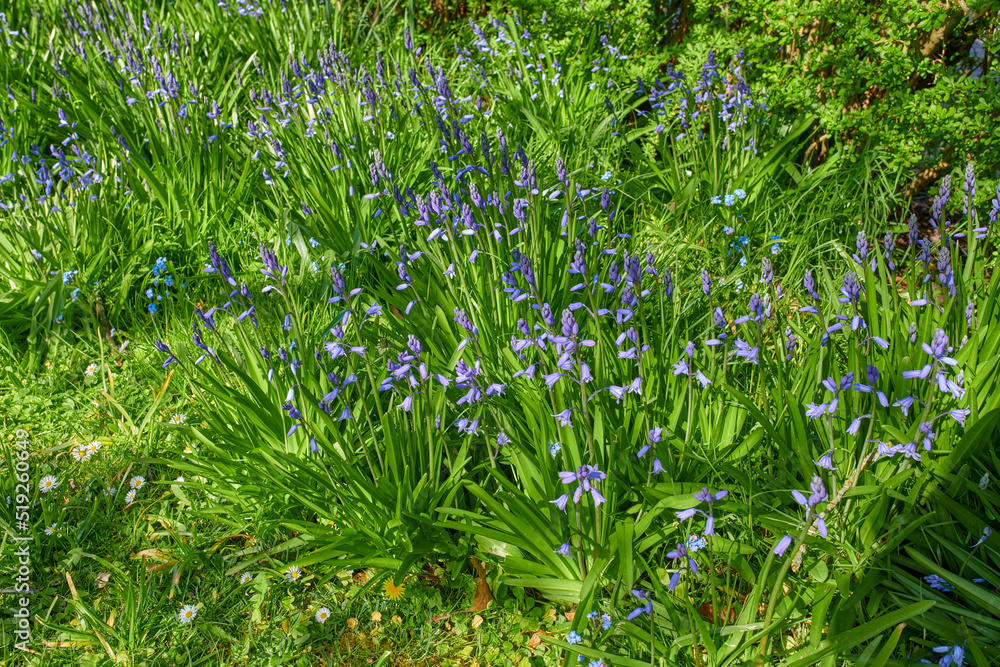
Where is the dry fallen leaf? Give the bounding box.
[471,614,483,629]
[465,556,494,612]
[371,611,382,623]
[391,615,402,625]
[346,617,358,629]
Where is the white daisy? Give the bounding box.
[70,445,90,463]
[315,607,331,624]
[39,475,59,493]
[183,444,199,454]
[169,414,186,425]
[129,475,146,490]
[239,572,253,585]
[124,489,136,504]
[175,476,185,483]
[85,363,98,377]
[87,440,102,453]
[284,565,302,582]
[178,604,198,624]
[44,523,57,536]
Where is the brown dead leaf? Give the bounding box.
[697,603,737,624]
[528,630,546,650]
[346,618,358,629]
[465,556,494,612]
[564,606,576,622]
[471,615,483,629]
[430,613,452,623]
[371,611,382,623]
[132,548,175,562]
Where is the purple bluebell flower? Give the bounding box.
[732,339,759,365]
[814,450,837,470]
[761,258,773,285]
[154,339,177,367]
[931,644,965,667]
[773,535,793,557]
[803,269,819,301]
[626,589,653,619]
[838,272,860,304]
[259,242,287,287]
[784,327,796,361]
[557,464,607,506]
[554,542,572,557]
[665,543,698,591]
[852,231,868,268]
[701,268,711,296]
[882,232,895,271]
[924,574,953,593]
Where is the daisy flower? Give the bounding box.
[183,445,199,454]
[39,475,59,493]
[384,577,406,601]
[125,489,137,504]
[87,440,102,453]
[85,363,98,377]
[169,414,186,425]
[178,604,198,624]
[315,607,331,624]
[70,445,90,463]
[129,475,146,490]
[284,565,302,582]
[239,573,253,585]
[44,523,57,535]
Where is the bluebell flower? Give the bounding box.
[773,535,793,556]
[676,487,727,535]
[931,644,965,667]
[814,450,837,470]
[665,544,698,591]
[557,465,608,506]
[552,409,574,428]
[924,574,953,593]
[626,589,653,619]
[554,542,572,557]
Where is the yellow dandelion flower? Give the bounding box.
[383,577,406,601]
